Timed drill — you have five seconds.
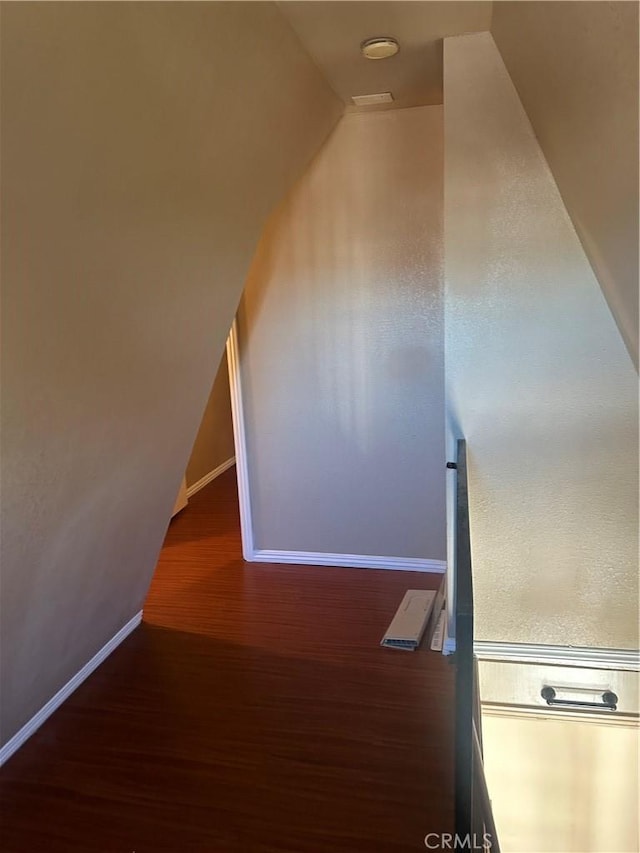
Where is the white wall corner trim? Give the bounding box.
[186,457,236,498]
[250,550,446,573]
[226,321,254,561]
[0,610,143,766]
[474,641,640,672]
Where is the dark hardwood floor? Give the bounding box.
[0,468,454,852]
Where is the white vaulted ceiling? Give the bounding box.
[279,1,492,110]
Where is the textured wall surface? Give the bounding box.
[238,107,446,560]
[492,1,639,368]
[444,33,638,649]
[186,351,235,488]
[0,2,341,745]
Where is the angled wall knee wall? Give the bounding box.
[444,33,638,649]
[0,2,341,748]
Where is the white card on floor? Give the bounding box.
[381,589,436,651]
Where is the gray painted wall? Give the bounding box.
[444,33,638,649]
[0,2,341,746]
[238,106,446,561]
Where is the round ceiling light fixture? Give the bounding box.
[361,37,400,60]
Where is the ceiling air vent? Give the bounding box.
[351,92,394,107]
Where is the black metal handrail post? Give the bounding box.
[452,439,500,852]
[453,439,474,840]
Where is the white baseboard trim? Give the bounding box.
[250,549,446,573]
[186,457,236,498]
[474,641,640,672]
[0,610,143,766]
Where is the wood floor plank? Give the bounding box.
[0,468,454,851]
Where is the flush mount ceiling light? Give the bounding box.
[361,37,400,60]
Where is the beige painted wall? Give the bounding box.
[238,106,446,560]
[482,709,639,852]
[492,1,639,368]
[186,352,235,488]
[444,33,638,649]
[0,2,341,746]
